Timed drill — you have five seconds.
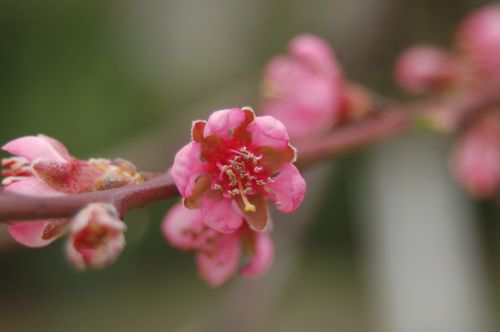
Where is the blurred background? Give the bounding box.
[0,0,499,331]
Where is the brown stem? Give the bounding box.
[0,173,178,221]
[1,84,499,222]
[295,107,411,169]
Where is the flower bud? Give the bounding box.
[260,34,344,139]
[452,112,500,198]
[395,45,456,94]
[456,4,500,81]
[66,203,126,270]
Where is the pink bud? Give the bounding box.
[452,112,500,198]
[66,203,126,270]
[288,34,341,76]
[456,4,500,81]
[260,34,344,139]
[395,45,457,94]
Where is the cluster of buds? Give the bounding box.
[164,107,306,285]
[1,134,143,268]
[393,4,500,199]
[258,34,372,140]
[395,4,500,98]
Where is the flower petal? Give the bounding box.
[4,177,66,247]
[2,135,71,163]
[247,116,290,149]
[201,196,243,233]
[170,142,205,197]
[161,203,206,250]
[241,231,274,278]
[8,219,67,248]
[4,177,62,196]
[288,34,341,76]
[204,108,254,140]
[196,234,241,287]
[268,164,306,213]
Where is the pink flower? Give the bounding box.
[162,203,274,286]
[259,34,344,139]
[452,112,500,198]
[456,4,500,81]
[1,134,143,248]
[171,107,306,234]
[66,203,126,270]
[2,135,73,247]
[395,45,457,94]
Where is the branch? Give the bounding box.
[1,84,499,222]
[295,107,411,169]
[0,173,178,221]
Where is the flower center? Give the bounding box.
[1,157,32,185]
[211,146,273,212]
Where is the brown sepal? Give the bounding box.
[237,195,269,232]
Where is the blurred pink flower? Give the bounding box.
[66,203,126,270]
[452,112,500,198]
[2,135,72,247]
[162,203,274,286]
[1,134,143,248]
[171,107,306,234]
[456,4,500,82]
[395,45,457,94]
[259,34,345,139]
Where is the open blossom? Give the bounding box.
[395,45,457,94]
[456,4,500,81]
[452,112,500,198]
[1,134,143,247]
[171,107,306,234]
[66,203,126,270]
[162,203,274,286]
[259,34,345,139]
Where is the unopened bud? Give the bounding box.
[66,203,126,270]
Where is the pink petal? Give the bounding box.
[268,164,306,213]
[2,135,71,163]
[247,115,290,149]
[4,177,62,196]
[288,34,341,76]
[161,203,206,250]
[196,234,241,286]
[8,220,66,248]
[204,107,254,139]
[201,196,243,233]
[38,135,72,160]
[457,4,500,77]
[241,231,274,278]
[260,55,342,139]
[4,178,66,247]
[452,114,500,198]
[170,142,205,197]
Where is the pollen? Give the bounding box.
[210,146,272,211]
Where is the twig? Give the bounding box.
[0,173,177,221]
[1,84,499,222]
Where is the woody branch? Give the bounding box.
[1,85,499,222]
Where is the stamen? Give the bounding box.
[237,179,256,212]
